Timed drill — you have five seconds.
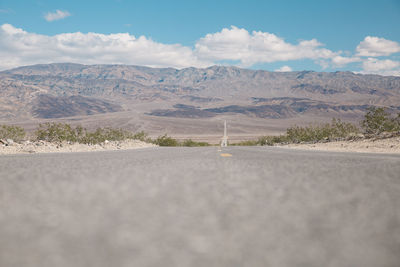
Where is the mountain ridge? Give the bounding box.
[1,63,400,135]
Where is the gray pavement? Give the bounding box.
[1,147,400,267]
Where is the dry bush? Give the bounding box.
[0,125,26,142]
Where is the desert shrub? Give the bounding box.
[35,123,152,144]
[329,118,359,137]
[0,125,26,142]
[74,127,137,144]
[182,139,210,147]
[361,107,400,135]
[80,128,108,144]
[263,135,289,146]
[286,118,358,143]
[153,134,179,146]
[232,140,259,146]
[132,131,149,142]
[196,141,211,147]
[257,136,267,146]
[396,113,400,128]
[35,123,83,142]
[233,135,288,146]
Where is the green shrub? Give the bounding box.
[182,139,210,147]
[35,123,151,144]
[132,131,149,142]
[79,127,132,144]
[0,125,26,142]
[255,137,265,146]
[252,118,358,146]
[286,118,358,143]
[232,140,259,146]
[232,135,288,146]
[153,134,179,146]
[35,123,82,142]
[396,113,400,129]
[224,109,400,146]
[361,107,400,135]
[263,135,289,145]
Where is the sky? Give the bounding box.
[0,0,400,75]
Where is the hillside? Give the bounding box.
[1,63,399,137]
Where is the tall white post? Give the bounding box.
[224,120,227,137]
[221,120,228,147]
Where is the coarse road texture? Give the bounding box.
[1,147,400,267]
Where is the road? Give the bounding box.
[1,147,400,267]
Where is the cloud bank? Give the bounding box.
[44,10,71,22]
[0,24,399,75]
[361,58,400,76]
[195,26,336,67]
[356,36,400,57]
[0,24,209,70]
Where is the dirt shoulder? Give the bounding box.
[279,136,400,154]
[0,139,157,155]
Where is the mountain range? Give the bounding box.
[1,63,399,139]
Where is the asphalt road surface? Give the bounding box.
[1,147,400,267]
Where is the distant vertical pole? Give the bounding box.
[224,120,227,137]
[221,120,228,147]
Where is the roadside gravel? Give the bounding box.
[3,136,400,155]
[281,136,400,153]
[0,139,156,155]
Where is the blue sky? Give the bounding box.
[1,0,400,75]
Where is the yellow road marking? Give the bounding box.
[220,153,232,157]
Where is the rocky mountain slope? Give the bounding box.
[0,63,399,135]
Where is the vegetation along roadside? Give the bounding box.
[1,107,399,148]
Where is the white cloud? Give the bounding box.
[331,55,361,66]
[361,58,400,76]
[1,23,399,76]
[0,24,211,70]
[275,65,292,72]
[44,10,71,22]
[194,26,337,67]
[356,36,400,57]
[362,58,400,71]
[0,24,341,71]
